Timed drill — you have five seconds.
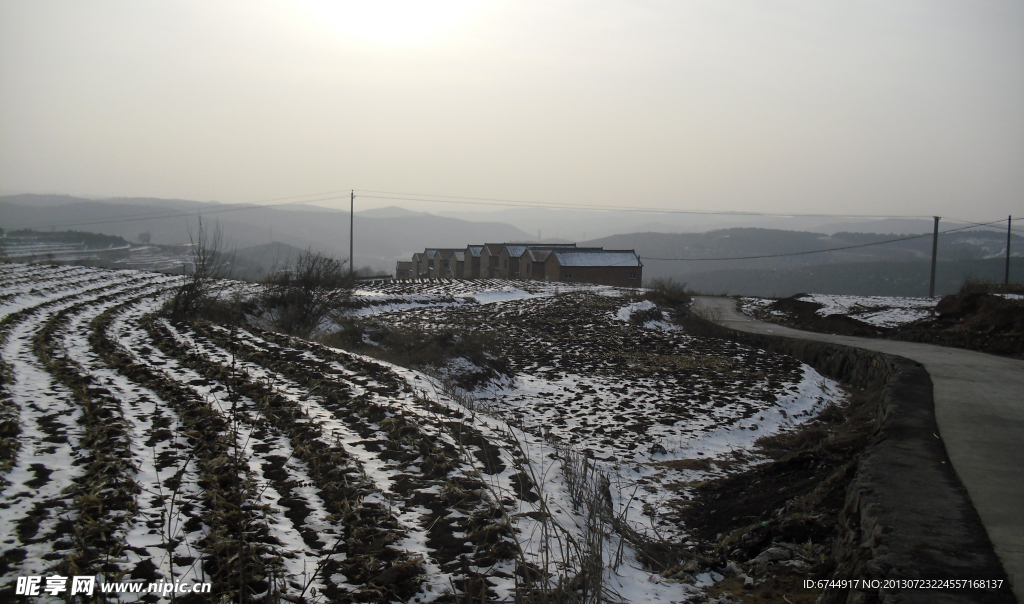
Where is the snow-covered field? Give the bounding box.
[0,265,843,602]
[740,293,936,328]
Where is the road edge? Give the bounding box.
[685,315,1015,603]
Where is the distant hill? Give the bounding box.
[229,242,309,280]
[1,195,533,272]
[682,258,1023,297]
[4,195,1017,293]
[585,228,1021,297]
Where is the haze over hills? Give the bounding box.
[2,194,1018,297]
[586,229,1022,297]
[0,195,532,271]
[437,207,1001,241]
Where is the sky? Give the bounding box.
[1,0,1022,221]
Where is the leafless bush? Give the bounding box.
[629,306,664,325]
[327,323,511,389]
[169,217,231,319]
[689,301,724,324]
[642,278,692,310]
[958,276,1024,295]
[260,249,354,338]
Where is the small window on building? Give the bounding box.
[565,273,573,281]
[527,264,531,275]
[504,259,508,268]
[629,272,637,279]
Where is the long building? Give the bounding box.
[398,243,642,287]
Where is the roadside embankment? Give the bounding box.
[683,314,1015,604]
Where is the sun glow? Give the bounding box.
[296,0,487,47]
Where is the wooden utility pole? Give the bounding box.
[1006,215,1012,286]
[929,216,940,298]
[350,190,354,275]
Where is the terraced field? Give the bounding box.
[1,266,844,602]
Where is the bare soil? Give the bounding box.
[678,384,882,603]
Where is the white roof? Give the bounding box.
[554,251,640,267]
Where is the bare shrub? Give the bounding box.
[260,249,354,338]
[689,300,724,324]
[324,323,511,390]
[629,305,664,325]
[169,217,231,319]
[958,276,1024,296]
[642,278,692,310]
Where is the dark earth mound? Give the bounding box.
[679,385,880,604]
[891,290,1024,358]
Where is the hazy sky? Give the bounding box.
[2,1,1022,220]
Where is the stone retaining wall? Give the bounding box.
[694,319,1014,603]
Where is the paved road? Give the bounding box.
[695,296,1024,601]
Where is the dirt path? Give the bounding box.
[696,296,1024,601]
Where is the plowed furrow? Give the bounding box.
[56,280,212,587]
[30,278,174,578]
[194,324,524,600]
[125,314,346,598]
[85,306,277,601]
[146,317,436,603]
[0,275,158,580]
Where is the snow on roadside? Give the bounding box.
[738,297,785,320]
[800,294,935,328]
[740,294,936,328]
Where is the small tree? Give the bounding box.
[261,250,354,338]
[170,217,231,318]
[137,232,152,245]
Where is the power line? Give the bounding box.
[355,190,950,220]
[641,220,1010,262]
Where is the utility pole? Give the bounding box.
[1006,215,1012,286]
[929,216,940,298]
[350,190,354,276]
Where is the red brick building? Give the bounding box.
[395,261,414,279]
[542,250,642,287]
[408,243,642,286]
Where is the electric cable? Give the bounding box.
[640,220,1009,261]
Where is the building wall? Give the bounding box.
[465,253,481,279]
[395,261,413,279]
[543,254,561,282]
[481,245,503,278]
[544,258,642,287]
[524,259,545,280]
[478,247,491,278]
[509,254,523,279]
[412,254,426,278]
[496,247,511,279]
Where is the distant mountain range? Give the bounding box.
[585,229,1020,296]
[2,194,1018,296]
[0,194,532,271]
